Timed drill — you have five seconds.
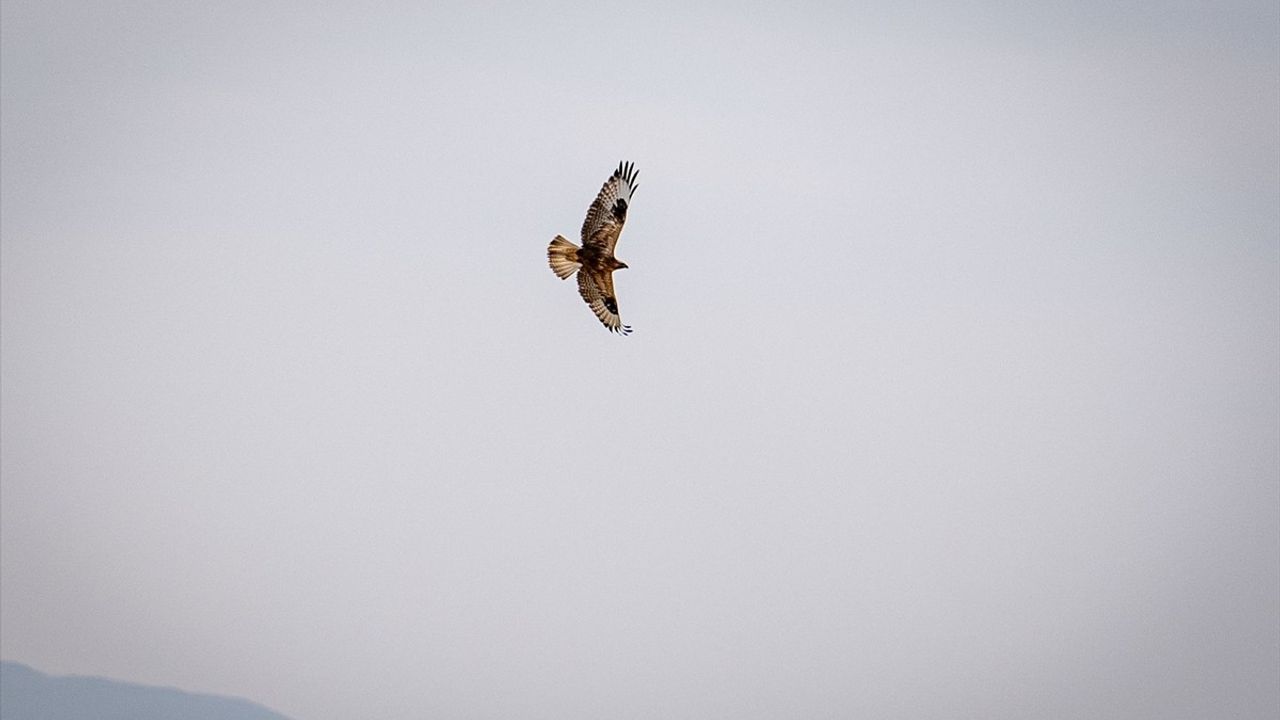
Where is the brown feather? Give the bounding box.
[550,161,638,335]
[580,161,638,257]
[576,270,631,335]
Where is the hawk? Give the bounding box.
[547,161,638,335]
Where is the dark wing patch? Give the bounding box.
[580,161,639,256]
[577,270,631,335]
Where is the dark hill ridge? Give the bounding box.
[0,661,292,720]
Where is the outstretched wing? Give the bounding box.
[577,270,632,335]
[580,161,639,255]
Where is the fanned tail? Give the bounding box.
[547,235,581,279]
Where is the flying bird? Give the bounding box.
[547,161,638,335]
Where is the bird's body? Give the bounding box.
[547,161,638,334]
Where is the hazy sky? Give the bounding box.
[2,2,1277,718]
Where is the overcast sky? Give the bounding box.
[2,2,1278,719]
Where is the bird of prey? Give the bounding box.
[547,161,638,335]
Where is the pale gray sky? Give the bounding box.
[2,2,1278,718]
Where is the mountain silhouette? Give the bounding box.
[0,661,292,720]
